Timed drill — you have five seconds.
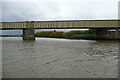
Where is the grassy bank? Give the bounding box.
[35,30,96,40]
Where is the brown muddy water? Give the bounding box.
[2,37,119,78]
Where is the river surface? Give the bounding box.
[2,37,119,78]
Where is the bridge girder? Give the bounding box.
[0,20,119,29]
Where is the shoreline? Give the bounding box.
[1,36,120,40]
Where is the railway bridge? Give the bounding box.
[0,20,120,40]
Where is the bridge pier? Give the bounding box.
[22,21,35,40]
[23,28,35,40]
[96,29,120,40]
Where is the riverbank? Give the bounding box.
[1,36,120,40]
[0,35,22,37]
[0,29,119,40]
[35,30,96,40]
[35,30,120,40]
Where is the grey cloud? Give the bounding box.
[1,0,119,22]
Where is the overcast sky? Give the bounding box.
[1,0,120,22]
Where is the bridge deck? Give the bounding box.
[0,20,119,29]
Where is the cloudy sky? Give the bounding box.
[1,0,120,22]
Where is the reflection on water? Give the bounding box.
[2,37,119,78]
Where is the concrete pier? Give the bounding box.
[23,21,35,40]
[23,28,35,40]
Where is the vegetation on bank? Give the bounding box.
[35,29,96,40]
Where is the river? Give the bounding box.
[2,37,119,78]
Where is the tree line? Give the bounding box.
[35,29,96,40]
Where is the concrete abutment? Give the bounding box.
[96,29,120,40]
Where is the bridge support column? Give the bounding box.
[23,21,35,40]
[23,28,35,40]
[96,29,120,40]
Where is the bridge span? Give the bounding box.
[0,20,120,40]
[0,20,119,29]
